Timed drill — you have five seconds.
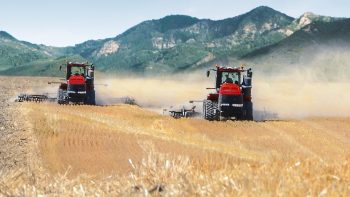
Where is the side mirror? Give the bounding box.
[206,70,210,77]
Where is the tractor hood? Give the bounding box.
[219,83,241,96]
[68,75,85,85]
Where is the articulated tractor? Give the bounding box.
[203,65,253,121]
[57,62,96,105]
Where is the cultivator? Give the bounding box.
[103,97,137,105]
[15,93,56,103]
[14,60,136,106]
[168,106,199,119]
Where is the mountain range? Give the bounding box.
[0,6,349,76]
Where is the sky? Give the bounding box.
[0,0,349,47]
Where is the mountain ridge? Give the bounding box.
[0,6,349,76]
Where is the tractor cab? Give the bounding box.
[65,63,87,102]
[65,63,90,80]
[70,66,86,76]
[66,64,87,94]
[214,67,243,91]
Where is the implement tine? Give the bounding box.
[15,93,53,103]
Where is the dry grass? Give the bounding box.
[0,150,349,196]
[0,102,349,196]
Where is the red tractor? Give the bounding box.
[203,65,253,121]
[57,62,96,105]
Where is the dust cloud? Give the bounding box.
[253,47,350,118]
[95,73,211,113]
[254,75,350,118]
[96,47,350,119]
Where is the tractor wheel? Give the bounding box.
[212,102,220,120]
[84,90,96,105]
[203,100,220,121]
[242,101,253,121]
[57,89,67,104]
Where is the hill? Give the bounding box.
[0,31,51,71]
[0,6,348,76]
[243,16,350,64]
[70,6,295,73]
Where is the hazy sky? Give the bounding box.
[0,0,348,46]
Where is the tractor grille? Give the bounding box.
[220,95,243,106]
[68,84,86,94]
[219,95,243,117]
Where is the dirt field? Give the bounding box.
[23,103,350,174]
[0,77,53,172]
[1,76,349,196]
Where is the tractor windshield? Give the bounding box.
[71,67,85,76]
[221,72,240,85]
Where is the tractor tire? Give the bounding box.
[84,90,96,105]
[57,89,68,104]
[212,102,220,121]
[242,101,253,121]
[203,100,220,121]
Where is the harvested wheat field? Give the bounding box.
[0,76,350,196]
